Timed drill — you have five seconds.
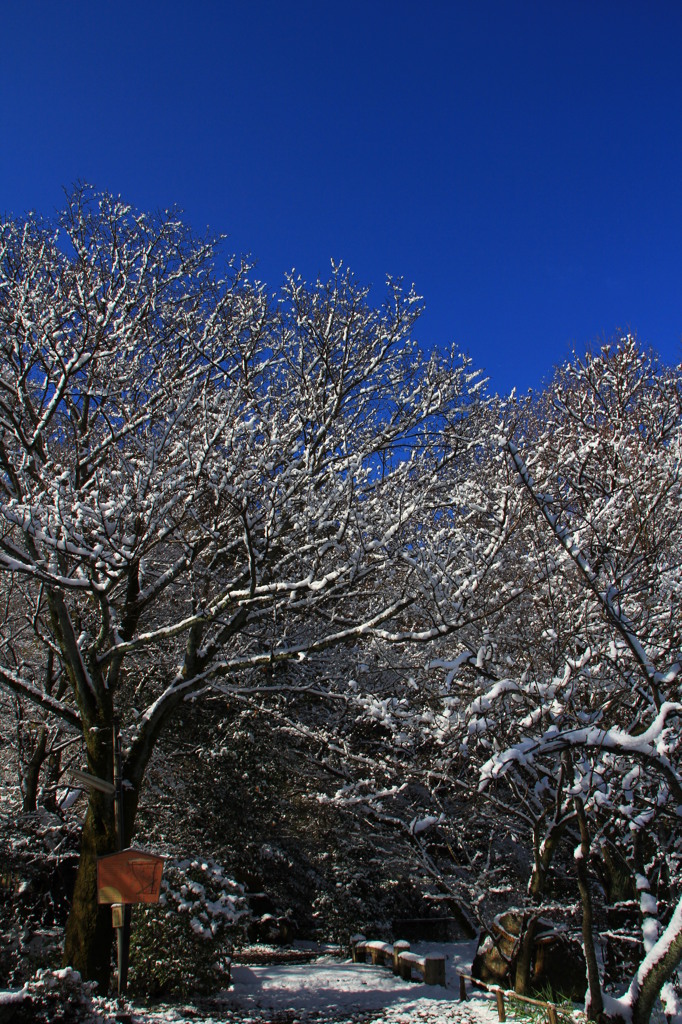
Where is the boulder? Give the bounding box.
[472,910,586,1000]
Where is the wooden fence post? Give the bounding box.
[423,956,446,987]
[392,940,410,975]
[350,934,366,963]
[399,955,413,981]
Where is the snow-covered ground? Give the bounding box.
[138,942,505,1023]
[0,941,543,1023]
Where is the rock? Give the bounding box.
[247,892,277,916]
[472,930,510,986]
[471,909,586,1000]
[247,909,298,945]
[533,930,586,1000]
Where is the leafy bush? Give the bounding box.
[127,856,249,997]
[0,811,79,987]
[13,968,98,1024]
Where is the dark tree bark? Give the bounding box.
[629,899,682,1024]
[62,708,120,990]
[62,796,118,991]
[574,796,604,1019]
[20,723,48,813]
[514,912,539,995]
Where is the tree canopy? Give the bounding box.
[1,189,681,1021]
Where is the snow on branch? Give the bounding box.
[507,440,675,705]
[479,701,682,804]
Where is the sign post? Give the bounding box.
[97,849,165,904]
[112,721,130,997]
[97,847,165,996]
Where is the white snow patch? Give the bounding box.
[222,941,498,1019]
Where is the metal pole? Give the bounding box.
[112,720,131,997]
[119,905,131,995]
[113,720,123,848]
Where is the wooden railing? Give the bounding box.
[456,968,562,1024]
[350,935,446,987]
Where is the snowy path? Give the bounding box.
[138,942,503,1024]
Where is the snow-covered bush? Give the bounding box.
[128,856,248,997]
[0,810,79,987]
[13,967,97,1024]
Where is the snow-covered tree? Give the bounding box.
[344,341,682,1016]
[301,398,538,934]
[469,340,682,1020]
[0,187,485,987]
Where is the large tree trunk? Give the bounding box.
[20,724,48,813]
[529,761,574,902]
[514,913,539,995]
[62,714,149,991]
[62,792,118,991]
[62,708,123,992]
[529,826,561,900]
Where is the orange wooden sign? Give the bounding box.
[97,848,164,905]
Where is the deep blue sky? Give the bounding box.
[2,2,681,395]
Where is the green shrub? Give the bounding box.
[127,857,249,997]
[505,983,577,1024]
